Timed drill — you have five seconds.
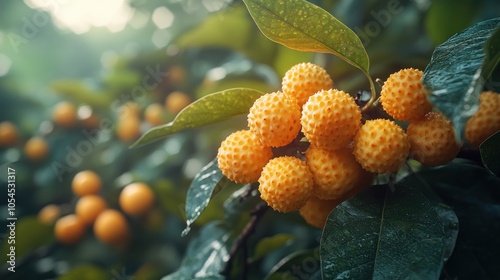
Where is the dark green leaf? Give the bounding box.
[264,249,320,280]
[423,18,500,142]
[480,131,500,176]
[182,158,229,236]
[57,265,110,280]
[483,25,500,78]
[321,184,447,279]
[132,88,264,147]
[252,234,295,262]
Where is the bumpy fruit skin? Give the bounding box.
[301,89,361,151]
[119,182,155,216]
[55,214,86,245]
[0,121,19,147]
[94,209,129,245]
[299,195,340,228]
[380,68,432,121]
[305,146,365,200]
[248,91,301,147]
[53,101,77,127]
[282,62,333,107]
[408,112,461,166]
[24,137,49,162]
[76,195,108,224]
[353,119,410,173]
[72,170,102,197]
[218,130,273,183]
[258,156,314,213]
[465,91,500,148]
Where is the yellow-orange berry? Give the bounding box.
[282,62,333,107]
[217,130,273,183]
[24,136,49,162]
[119,182,155,216]
[258,156,314,213]
[94,209,129,245]
[54,214,86,245]
[0,121,19,147]
[299,196,340,228]
[53,101,78,127]
[75,195,108,224]
[380,68,432,121]
[144,103,164,126]
[168,66,187,85]
[72,170,102,197]
[248,91,301,147]
[116,116,141,142]
[465,91,500,148]
[165,91,191,115]
[408,112,461,166]
[119,102,140,118]
[306,146,366,200]
[301,89,361,151]
[353,119,410,173]
[38,204,61,224]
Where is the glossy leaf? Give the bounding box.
[480,131,500,176]
[132,88,264,147]
[423,18,500,142]
[252,234,295,262]
[321,184,447,279]
[264,249,320,280]
[483,25,500,79]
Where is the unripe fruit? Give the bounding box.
[305,146,366,200]
[380,68,432,121]
[52,101,77,127]
[72,170,102,197]
[259,156,314,213]
[407,112,461,166]
[217,130,273,184]
[165,91,191,115]
[116,116,141,142]
[94,209,129,245]
[24,136,49,161]
[38,204,60,224]
[75,195,108,224]
[353,119,410,173]
[0,121,19,147]
[248,91,301,147]
[282,62,333,107]
[299,196,340,228]
[144,103,164,126]
[119,182,155,216]
[301,89,361,151]
[54,214,86,245]
[465,91,500,148]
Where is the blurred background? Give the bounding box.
[0,0,499,279]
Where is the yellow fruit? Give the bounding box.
[144,103,164,126]
[0,121,19,147]
[24,137,49,162]
[407,112,461,166]
[168,66,187,85]
[54,214,86,245]
[380,68,433,121]
[465,91,500,148]
[305,145,366,200]
[165,91,191,115]
[119,102,140,118]
[38,204,60,224]
[75,195,108,224]
[119,182,155,216]
[217,130,273,183]
[282,62,333,107]
[94,209,129,245]
[248,91,301,147]
[72,170,102,197]
[116,116,141,142]
[258,156,314,213]
[353,119,410,173]
[299,196,340,228]
[301,89,361,151]
[53,101,77,127]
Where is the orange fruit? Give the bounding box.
[0,121,19,147]
[54,214,86,245]
[75,195,108,224]
[94,209,129,245]
[24,136,49,161]
[72,170,102,197]
[119,182,155,216]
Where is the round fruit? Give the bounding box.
[144,103,164,126]
[165,91,191,115]
[119,102,140,118]
[282,62,333,107]
[119,182,155,216]
[299,195,340,228]
[75,195,108,224]
[353,119,410,173]
[116,116,141,142]
[465,91,500,148]
[305,145,366,200]
[168,66,187,85]
[217,130,273,184]
[407,112,461,166]
[248,91,301,147]
[94,209,129,245]
[0,121,19,147]
[258,156,314,213]
[24,136,49,161]
[301,89,361,151]
[72,170,102,197]
[54,214,86,245]
[380,68,433,121]
[53,101,77,127]
[38,204,60,224]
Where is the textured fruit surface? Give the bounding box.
[72,170,102,197]
[301,89,361,151]
[55,214,86,245]
[248,91,301,147]
[408,112,461,166]
[258,156,314,213]
[166,91,191,114]
[53,101,77,127]
[353,119,410,173]
[282,62,333,107]
[76,195,108,224]
[24,137,49,162]
[380,68,432,121]
[38,204,60,225]
[0,121,19,147]
[116,116,141,142]
[218,130,273,183]
[299,195,340,228]
[144,103,164,126]
[465,91,500,148]
[94,209,129,245]
[306,145,365,200]
[119,182,155,215]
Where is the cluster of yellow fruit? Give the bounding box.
[217,62,500,228]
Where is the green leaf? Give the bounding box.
[50,80,112,108]
[264,249,320,280]
[57,265,110,280]
[483,26,500,79]
[182,158,229,236]
[132,88,264,147]
[321,184,448,279]
[252,234,295,262]
[422,18,500,142]
[242,0,369,74]
[480,131,500,176]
